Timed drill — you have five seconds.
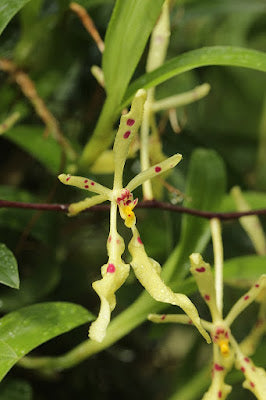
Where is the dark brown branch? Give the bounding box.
[1,199,266,220]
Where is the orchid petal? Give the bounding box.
[58,173,112,198]
[68,194,107,216]
[190,253,221,322]
[225,275,266,327]
[129,227,211,343]
[113,89,146,187]
[126,153,182,192]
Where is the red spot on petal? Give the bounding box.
[196,267,205,273]
[116,239,120,244]
[218,390,222,398]
[155,166,161,173]
[250,382,255,388]
[108,236,111,242]
[216,328,224,335]
[255,284,259,288]
[241,367,245,373]
[137,237,143,244]
[127,118,135,126]
[107,263,116,273]
[84,179,88,183]
[84,185,89,188]
[225,331,229,338]
[126,200,131,205]
[204,294,210,301]
[244,295,249,301]
[188,319,193,325]
[214,363,224,371]
[161,314,166,320]
[244,357,250,363]
[91,182,95,186]
[66,175,71,181]
[123,131,131,139]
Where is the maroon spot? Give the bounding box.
[255,284,259,288]
[84,185,89,188]
[216,328,224,335]
[214,335,219,340]
[241,367,245,373]
[161,314,166,320]
[117,197,122,203]
[196,267,205,273]
[126,200,131,205]
[127,118,135,126]
[244,295,249,301]
[214,363,224,371]
[116,239,120,244]
[123,131,131,139]
[244,357,250,363]
[107,263,116,273]
[91,182,95,186]
[66,175,71,181]
[188,319,193,325]
[84,179,88,183]
[225,331,229,339]
[137,237,143,244]
[250,382,255,388]
[155,166,162,173]
[204,294,210,301]
[218,390,222,399]
[108,236,111,242]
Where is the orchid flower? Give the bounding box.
[58,89,210,344]
[149,252,266,399]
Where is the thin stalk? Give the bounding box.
[210,218,224,316]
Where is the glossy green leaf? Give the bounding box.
[224,255,266,287]
[0,0,32,36]
[0,255,61,312]
[103,0,164,102]
[0,302,94,381]
[0,243,19,289]
[122,46,266,107]
[0,378,32,400]
[3,125,62,174]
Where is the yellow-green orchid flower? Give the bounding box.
[59,89,209,344]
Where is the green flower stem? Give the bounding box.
[140,90,154,199]
[151,83,210,112]
[210,218,224,316]
[140,0,170,200]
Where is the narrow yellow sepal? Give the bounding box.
[58,173,112,198]
[126,153,182,192]
[190,253,221,321]
[128,227,211,344]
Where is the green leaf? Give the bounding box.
[122,46,266,107]
[221,191,266,212]
[0,302,94,381]
[164,148,226,282]
[0,255,61,312]
[0,243,19,289]
[3,125,62,174]
[224,255,266,287]
[103,0,164,102]
[0,0,32,36]
[0,378,32,400]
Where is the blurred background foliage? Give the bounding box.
[0,0,265,399]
